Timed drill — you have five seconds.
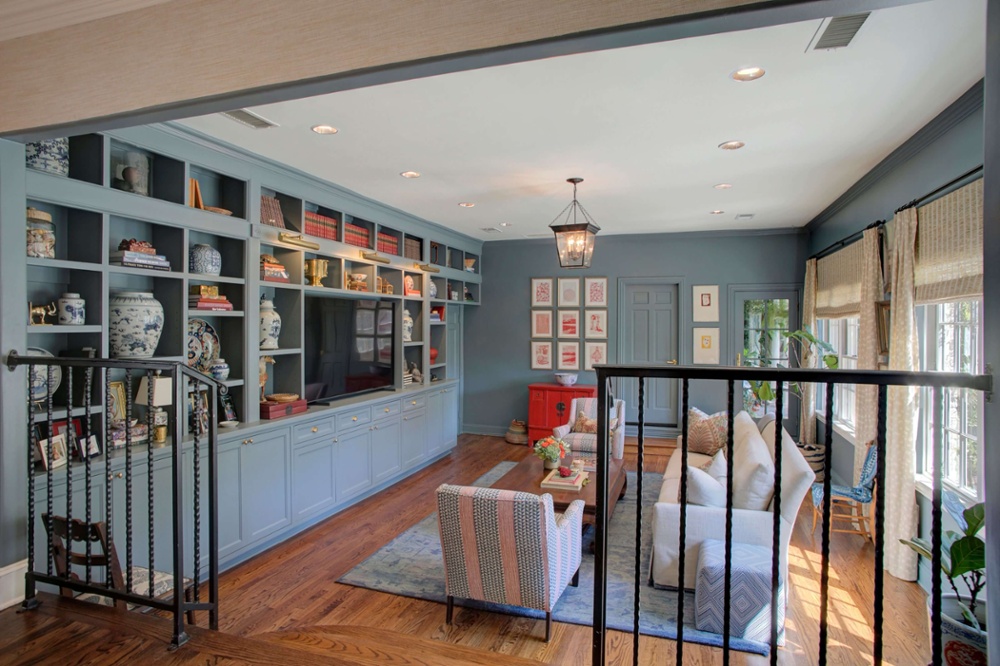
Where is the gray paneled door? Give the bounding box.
[619,280,679,427]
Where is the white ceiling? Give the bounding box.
[180,0,985,241]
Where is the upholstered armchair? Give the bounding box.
[553,397,626,460]
[436,484,584,641]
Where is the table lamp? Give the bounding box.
[136,372,173,444]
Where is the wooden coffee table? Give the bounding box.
[492,455,628,534]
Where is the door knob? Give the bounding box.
[665,359,677,365]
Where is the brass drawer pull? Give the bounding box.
[311,426,319,433]
[384,407,390,413]
[352,416,358,421]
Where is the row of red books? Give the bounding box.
[376,232,399,255]
[344,222,371,248]
[261,261,290,283]
[260,195,286,228]
[304,211,339,240]
[189,296,234,311]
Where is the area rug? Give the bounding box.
[338,462,769,655]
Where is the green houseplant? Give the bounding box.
[743,326,839,405]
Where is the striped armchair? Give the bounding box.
[436,484,584,641]
[553,397,626,460]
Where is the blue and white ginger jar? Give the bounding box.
[57,293,86,325]
[109,291,164,358]
[259,295,281,350]
[25,139,69,176]
[189,244,222,276]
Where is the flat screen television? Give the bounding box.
[303,295,396,404]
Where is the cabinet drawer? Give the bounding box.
[337,407,371,432]
[403,396,426,412]
[373,400,401,420]
[294,418,334,443]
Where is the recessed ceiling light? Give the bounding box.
[710,210,725,215]
[718,140,745,150]
[458,202,475,208]
[499,222,513,227]
[400,171,421,179]
[311,124,338,134]
[714,183,733,190]
[731,66,765,82]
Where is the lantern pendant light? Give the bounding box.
[549,177,600,268]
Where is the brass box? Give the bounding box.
[189,285,220,298]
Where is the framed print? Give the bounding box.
[531,278,553,307]
[52,418,83,440]
[584,342,607,371]
[531,310,553,338]
[74,434,101,460]
[693,285,719,322]
[219,390,238,422]
[584,277,608,307]
[531,341,553,370]
[584,309,607,339]
[693,327,720,365]
[35,433,68,470]
[188,390,210,436]
[557,341,580,370]
[557,278,580,307]
[558,310,579,338]
[108,381,127,423]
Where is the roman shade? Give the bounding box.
[914,179,983,304]
[815,241,863,318]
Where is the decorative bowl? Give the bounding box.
[349,273,368,283]
[219,420,239,428]
[554,372,578,386]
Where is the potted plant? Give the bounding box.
[900,490,987,664]
[534,436,569,470]
[742,326,839,417]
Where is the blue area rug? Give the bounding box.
[338,461,769,655]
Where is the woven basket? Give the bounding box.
[505,419,528,445]
[799,443,826,482]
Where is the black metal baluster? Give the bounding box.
[873,384,888,665]
[194,384,205,606]
[84,360,93,584]
[818,382,835,666]
[723,379,735,664]
[65,365,74,581]
[592,374,610,666]
[125,369,134,593]
[207,375,219,628]
[46,364,54,578]
[632,377,644,665]
[931,388,944,666]
[24,366,37,608]
[147,370,155,598]
[675,378,690,664]
[770,383,784,662]
[171,378,190,647]
[104,368,113,589]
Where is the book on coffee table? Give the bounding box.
[540,468,588,491]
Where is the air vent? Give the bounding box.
[813,13,870,50]
[219,109,279,130]
[524,233,551,238]
[735,213,755,222]
[480,227,503,234]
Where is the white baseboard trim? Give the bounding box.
[0,559,26,611]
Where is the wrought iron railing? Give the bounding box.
[6,350,222,649]
[591,364,991,666]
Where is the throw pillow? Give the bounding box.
[571,410,598,434]
[687,408,728,456]
[681,467,727,507]
[731,415,775,511]
[702,449,728,483]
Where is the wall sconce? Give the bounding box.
[278,232,320,250]
[415,263,441,273]
[361,251,391,264]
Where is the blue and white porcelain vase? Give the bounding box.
[189,244,222,276]
[109,291,164,358]
[57,293,86,325]
[209,358,230,381]
[428,279,437,299]
[259,295,281,350]
[25,139,69,176]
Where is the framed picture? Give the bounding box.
[558,278,580,307]
[74,434,101,460]
[584,342,608,371]
[584,277,608,307]
[584,309,607,339]
[693,327,720,365]
[693,285,719,322]
[52,418,83,440]
[35,433,68,470]
[531,341,553,370]
[219,390,238,422]
[557,342,580,370]
[188,390,210,436]
[531,278,553,307]
[558,310,579,338]
[531,310,553,338]
[108,381,127,423]
[876,300,891,356]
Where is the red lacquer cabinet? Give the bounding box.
[527,383,597,445]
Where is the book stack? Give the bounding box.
[110,240,171,271]
[376,231,399,255]
[304,210,339,240]
[404,237,422,260]
[260,195,286,228]
[344,222,371,248]
[261,261,290,283]
[540,468,588,492]
[402,372,414,387]
[189,285,233,311]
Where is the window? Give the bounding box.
[814,317,859,431]
[741,298,791,418]
[920,300,982,498]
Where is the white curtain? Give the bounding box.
[800,258,818,445]
[886,207,919,581]
[853,228,883,480]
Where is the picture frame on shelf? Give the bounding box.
[557,278,580,307]
[51,418,83,441]
[188,390,210,436]
[74,434,101,460]
[531,310,552,338]
[558,310,579,338]
[557,341,580,370]
[531,341,553,370]
[584,342,608,371]
[108,381,127,423]
[531,278,553,307]
[876,300,891,356]
[110,148,151,197]
[584,277,608,307]
[584,309,607,339]
[693,327,720,365]
[693,285,719,322]
[219,390,238,423]
[35,434,68,470]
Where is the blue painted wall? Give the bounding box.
[463,230,808,435]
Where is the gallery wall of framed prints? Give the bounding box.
[530,277,607,371]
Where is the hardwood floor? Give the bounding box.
[0,434,931,664]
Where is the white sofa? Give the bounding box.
[650,411,815,590]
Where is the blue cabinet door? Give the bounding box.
[32,476,105,589]
[370,419,401,484]
[240,430,291,542]
[336,428,371,501]
[216,439,244,558]
[292,437,336,521]
[442,387,459,450]
[400,410,427,470]
[427,390,445,457]
[110,457,175,578]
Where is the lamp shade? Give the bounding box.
[135,375,173,407]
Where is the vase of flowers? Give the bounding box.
[534,436,569,470]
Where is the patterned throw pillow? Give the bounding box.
[571,410,598,434]
[687,408,728,456]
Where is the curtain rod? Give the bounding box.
[810,219,885,261]
[894,164,983,213]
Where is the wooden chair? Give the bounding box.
[42,514,195,624]
[810,442,878,541]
